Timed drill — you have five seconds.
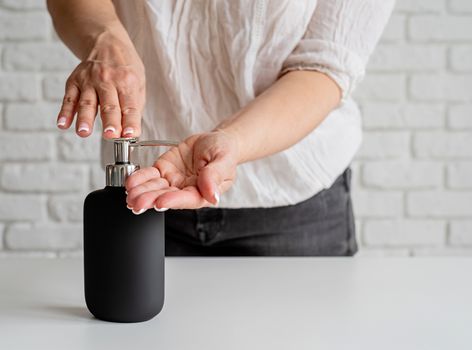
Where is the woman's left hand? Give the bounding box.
[125,130,239,213]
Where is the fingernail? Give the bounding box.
[78,123,89,133]
[126,204,132,210]
[57,116,67,127]
[125,191,128,195]
[123,127,134,136]
[154,205,168,212]
[132,208,146,215]
[104,126,116,134]
[214,191,220,205]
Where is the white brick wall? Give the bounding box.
[354,0,472,257]
[0,1,471,257]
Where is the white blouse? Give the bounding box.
[108,0,394,208]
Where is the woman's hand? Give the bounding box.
[125,130,239,213]
[56,31,145,139]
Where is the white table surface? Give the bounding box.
[0,257,471,350]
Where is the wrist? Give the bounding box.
[85,25,141,67]
[212,126,247,165]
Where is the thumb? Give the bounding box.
[197,156,235,205]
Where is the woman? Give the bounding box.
[48,0,394,256]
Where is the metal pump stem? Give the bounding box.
[105,137,179,187]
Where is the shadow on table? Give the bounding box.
[22,304,98,323]
[44,305,93,320]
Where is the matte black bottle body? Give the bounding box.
[83,186,164,323]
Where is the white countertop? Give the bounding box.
[0,257,471,350]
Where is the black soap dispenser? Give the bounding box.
[83,137,178,323]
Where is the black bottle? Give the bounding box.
[83,137,178,323]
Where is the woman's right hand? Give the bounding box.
[56,31,145,139]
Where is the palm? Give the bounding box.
[125,131,238,210]
[155,137,200,190]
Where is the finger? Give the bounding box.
[129,187,179,213]
[125,167,160,191]
[154,157,186,188]
[118,89,142,137]
[154,187,209,210]
[57,82,79,129]
[197,157,236,205]
[198,166,219,204]
[126,177,169,208]
[97,84,121,139]
[75,88,98,137]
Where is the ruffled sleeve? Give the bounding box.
[281,0,395,99]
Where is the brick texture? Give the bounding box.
[356,131,410,159]
[414,131,472,158]
[395,0,445,13]
[369,44,446,71]
[5,223,82,250]
[448,104,472,128]
[407,192,472,217]
[4,103,59,130]
[0,1,472,257]
[0,133,53,160]
[364,220,446,247]
[0,223,4,250]
[48,195,84,223]
[409,15,472,41]
[450,45,472,72]
[58,133,101,161]
[0,0,46,10]
[0,73,38,101]
[449,0,472,13]
[381,14,405,42]
[1,164,88,192]
[0,12,48,40]
[447,162,472,189]
[363,161,443,189]
[0,194,45,221]
[361,103,445,129]
[3,43,78,71]
[42,73,70,101]
[352,190,403,218]
[410,74,472,101]
[449,221,472,245]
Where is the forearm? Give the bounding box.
[216,70,342,164]
[47,0,133,60]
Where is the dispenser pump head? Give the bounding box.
[105,137,179,187]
